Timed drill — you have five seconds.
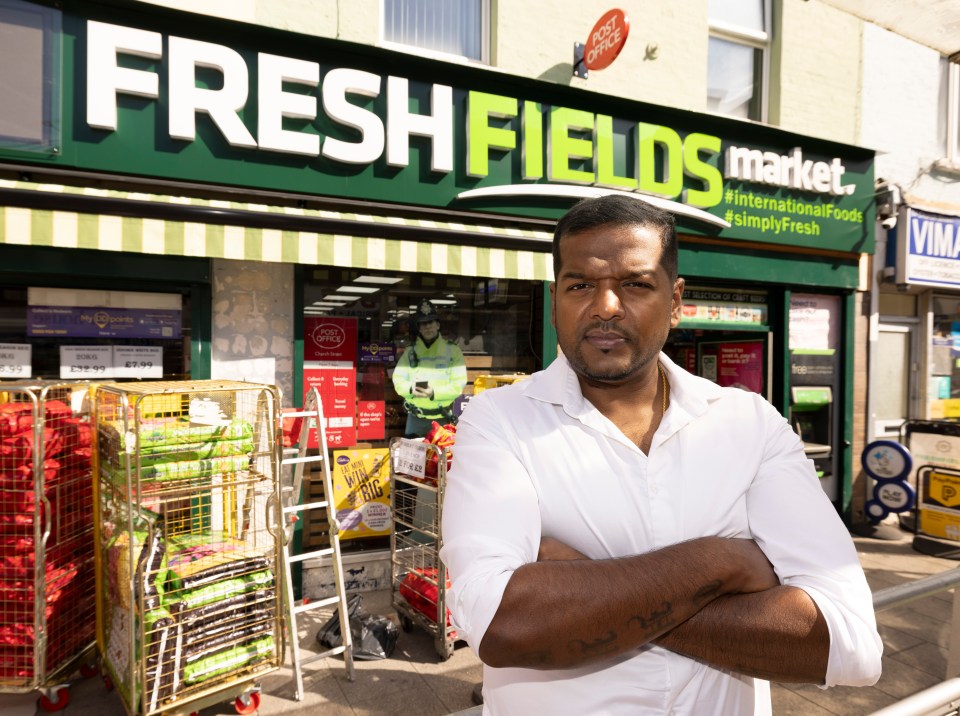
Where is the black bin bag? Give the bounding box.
[316,593,399,660]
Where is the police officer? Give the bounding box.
[392,298,467,438]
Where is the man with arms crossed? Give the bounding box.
[440,195,881,715]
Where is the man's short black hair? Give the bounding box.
[552,194,678,280]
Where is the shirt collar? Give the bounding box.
[655,352,724,445]
[524,350,726,443]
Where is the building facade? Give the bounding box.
[1,0,882,544]
[846,7,960,539]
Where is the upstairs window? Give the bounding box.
[941,55,960,166]
[383,0,489,63]
[707,0,769,121]
[0,0,61,152]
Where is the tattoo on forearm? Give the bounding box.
[692,580,723,605]
[627,601,676,636]
[513,650,550,667]
[567,630,619,658]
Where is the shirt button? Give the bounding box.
[650,484,659,496]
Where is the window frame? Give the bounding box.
[0,0,62,154]
[945,57,960,165]
[707,0,771,122]
[380,0,490,66]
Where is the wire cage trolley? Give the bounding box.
[0,381,97,711]
[92,380,284,716]
[388,437,455,660]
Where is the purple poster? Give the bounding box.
[359,342,396,364]
[28,306,182,338]
[717,342,764,394]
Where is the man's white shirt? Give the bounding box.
[440,353,882,716]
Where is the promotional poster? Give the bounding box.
[331,448,392,540]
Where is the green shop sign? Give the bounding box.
[42,9,873,253]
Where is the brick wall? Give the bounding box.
[775,0,862,144]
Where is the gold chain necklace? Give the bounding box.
[657,363,668,416]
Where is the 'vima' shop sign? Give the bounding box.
[897,208,960,288]
[79,20,872,250]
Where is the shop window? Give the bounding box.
[0,287,191,381]
[932,296,960,405]
[707,0,769,121]
[878,292,917,318]
[303,267,541,449]
[0,0,61,152]
[383,0,489,64]
[664,286,771,399]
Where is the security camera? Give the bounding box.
[875,182,901,230]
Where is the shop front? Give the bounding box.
[0,0,874,534]
[868,206,960,552]
[886,208,960,427]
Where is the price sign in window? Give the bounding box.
[0,343,32,378]
[113,346,163,379]
[60,346,113,379]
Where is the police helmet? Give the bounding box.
[415,299,440,323]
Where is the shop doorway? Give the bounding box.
[666,285,773,400]
[664,329,772,401]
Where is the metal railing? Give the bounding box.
[867,567,960,716]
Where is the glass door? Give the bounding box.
[874,323,916,438]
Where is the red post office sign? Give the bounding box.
[584,8,630,71]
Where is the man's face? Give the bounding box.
[418,319,440,342]
[549,223,683,385]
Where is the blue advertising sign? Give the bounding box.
[896,208,960,288]
[359,342,396,364]
[27,306,182,338]
[861,439,912,482]
[861,439,914,524]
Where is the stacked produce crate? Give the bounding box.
[0,381,96,709]
[92,380,283,716]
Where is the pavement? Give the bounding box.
[772,521,960,715]
[2,520,958,716]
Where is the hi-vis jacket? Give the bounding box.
[392,337,467,419]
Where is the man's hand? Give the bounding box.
[538,536,587,562]
[726,538,779,594]
[412,385,434,399]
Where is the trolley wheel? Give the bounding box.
[234,690,261,715]
[79,662,99,678]
[399,615,414,633]
[38,687,70,712]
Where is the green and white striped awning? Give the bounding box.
[0,179,554,281]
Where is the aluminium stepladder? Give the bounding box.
[279,387,354,700]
